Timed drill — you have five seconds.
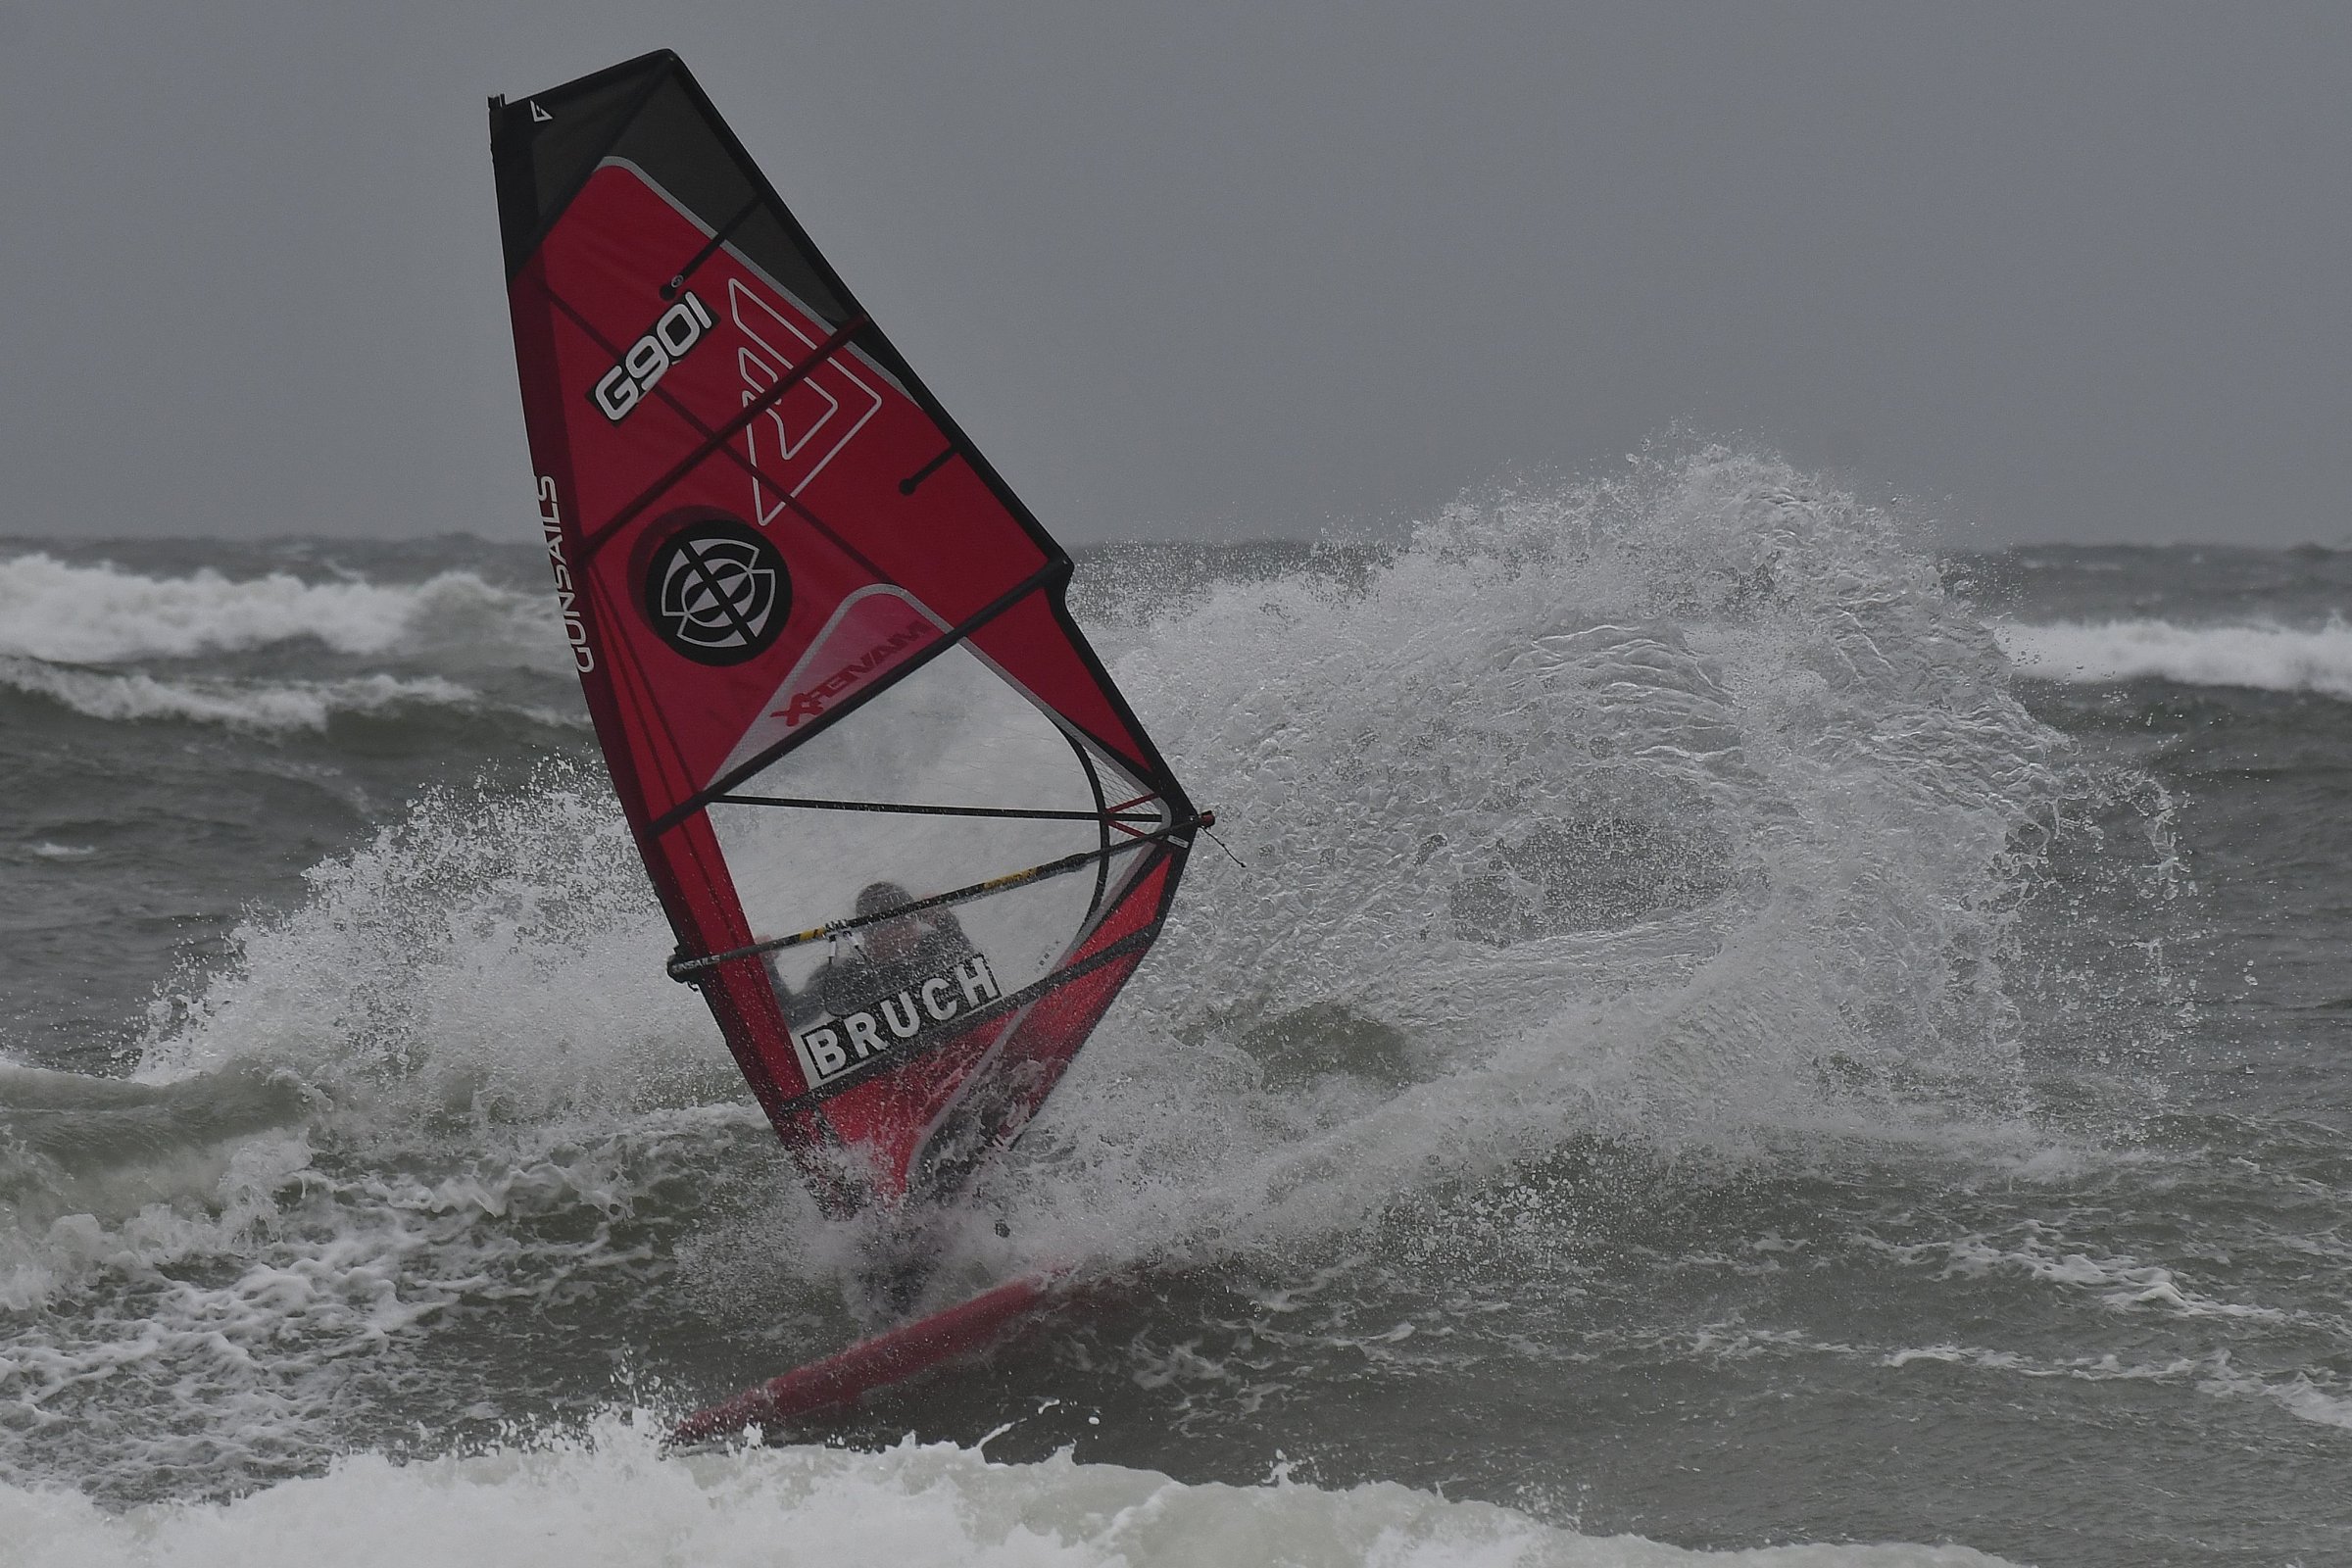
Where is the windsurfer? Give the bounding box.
[769,881,1004,1317]
[770,882,999,1069]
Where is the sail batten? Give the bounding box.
[492,51,1198,1210]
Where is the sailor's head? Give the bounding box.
[856,880,922,961]
[855,881,912,919]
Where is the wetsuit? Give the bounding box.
[771,918,982,1031]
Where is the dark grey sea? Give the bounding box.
[3,451,2347,1565]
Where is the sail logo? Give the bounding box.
[536,477,594,672]
[591,292,715,422]
[775,616,933,726]
[704,586,950,786]
[730,279,883,521]
[793,956,1001,1086]
[642,519,793,665]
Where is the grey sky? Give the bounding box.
[1,3,2344,545]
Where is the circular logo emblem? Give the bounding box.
[642,519,791,665]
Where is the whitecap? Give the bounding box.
[0,552,552,664]
[0,1422,2022,1567]
[0,658,578,733]
[1995,615,2352,698]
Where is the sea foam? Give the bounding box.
[1996,616,2352,697]
[0,1424,2016,1568]
[0,552,547,664]
[0,658,491,732]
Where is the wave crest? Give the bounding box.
[0,657,499,731]
[0,552,551,664]
[1997,616,2352,697]
[0,1421,2020,1568]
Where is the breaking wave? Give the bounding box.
[0,552,556,666]
[0,1426,2017,1568]
[0,658,542,733]
[1016,449,2081,1266]
[2,450,2190,1536]
[1996,615,2352,698]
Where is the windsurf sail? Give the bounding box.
[488,51,1202,1214]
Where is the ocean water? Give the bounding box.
[1,450,2346,1566]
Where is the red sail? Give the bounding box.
[490,53,1200,1209]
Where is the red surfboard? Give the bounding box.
[669,1271,1077,1444]
[489,53,1203,1224]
